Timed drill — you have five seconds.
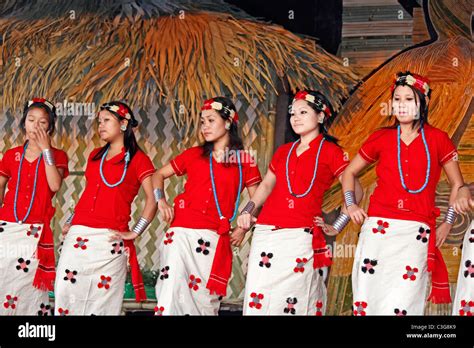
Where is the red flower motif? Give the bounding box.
[372,220,389,234]
[188,274,201,291]
[58,308,69,316]
[403,266,418,281]
[353,301,367,316]
[459,300,474,316]
[98,275,112,289]
[154,306,165,316]
[3,295,18,309]
[293,257,308,273]
[249,292,264,309]
[315,300,324,316]
[74,237,89,250]
[26,225,41,238]
[164,231,174,245]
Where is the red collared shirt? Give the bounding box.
[170,146,262,230]
[257,134,349,228]
[0,145,69,223]
[72,148,156,231]
[359,124,457,226]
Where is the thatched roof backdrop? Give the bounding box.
[0,0,359,133]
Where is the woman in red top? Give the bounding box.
[152,97,262,315]
[55,101,156,315]
[237,90,363,315]
[342,71,468,315]
[0,98,69,315]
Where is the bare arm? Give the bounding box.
[341,154,370,224]
[0,175,8,206]
[152,163,176,224]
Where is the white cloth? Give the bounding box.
[154,227,221,315]
[352,217,430,315]
[0,221,50,315]
[243,224,327,316]
[452,220,474,316]
[54,225,127,315]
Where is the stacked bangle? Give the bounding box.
[43,149,56,166]
[154,188,164,202]
[332,213,351,233]
[444,206,457,225]
[132,217,150,236]
[241,201,256,215]
[344,191,356,207]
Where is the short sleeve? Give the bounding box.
[54,149,69,179]
[134,152,156,183]
[269,146,284,173]
[244,156,262,187]
[438,131,457,165]
[358,130,384,163]
[328,145,349,177]
[0,150,11,178]
[170,147,199,176]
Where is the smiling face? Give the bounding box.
[289,99,324,136]
[97,109,127,142]
[24,107,50,139]
[392,85,421,125]
[200,109,230,143]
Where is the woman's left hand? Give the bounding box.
[230,227,248,247]
[435,222,452,248]
[109,231,138,241]
[314,216,339,236]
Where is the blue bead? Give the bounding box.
[397,125,430,194]
[285,138,325,198]
[209,150,242,223]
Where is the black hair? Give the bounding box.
[20,101,57,135]
[387,71,431,130]
[290,90,340,145]
[92,101,142,162]
[200,96,244,159]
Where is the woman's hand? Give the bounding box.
[436,222,452,248]
[237,212,256,230]
[452,186,474,214]
[158,199,174,224]
[32,125,52,151]
[230,227,248,247]
[109,231,138,241]
[347,204,368,225]
[313,216,339,236]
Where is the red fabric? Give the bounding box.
[72,147,155,302]
[359,125,456,303]
[0,145,69,291]
[72,148,155,231]
[257,134,348,269]
[258,134,349,228]
[170,146,262,295]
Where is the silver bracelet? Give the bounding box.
[241,201,256,215]
[42,149,56,166]
[444,206,457,225]
[332,213,351,233]
[153,188,164,203]
[65,213,74,225]
[132,217,150,235]
[344,191,356,207]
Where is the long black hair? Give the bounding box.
[387,71,431,130]
[289,90,340,145]
[201,96,244,158]
[20,99,57,136]
[92,101,142,163]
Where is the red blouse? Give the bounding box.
[0,145,69,223]
[359,124,457,227]
[72,148,155,231]
[170,146,262,230]
[257,134,349,228]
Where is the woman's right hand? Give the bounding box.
[158,199,174,224]
[237,213,256,230]
[347,204,368,225]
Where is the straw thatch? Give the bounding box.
[0,0,359,134]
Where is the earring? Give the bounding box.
[120,125,127,132]
[225,123,231,130]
